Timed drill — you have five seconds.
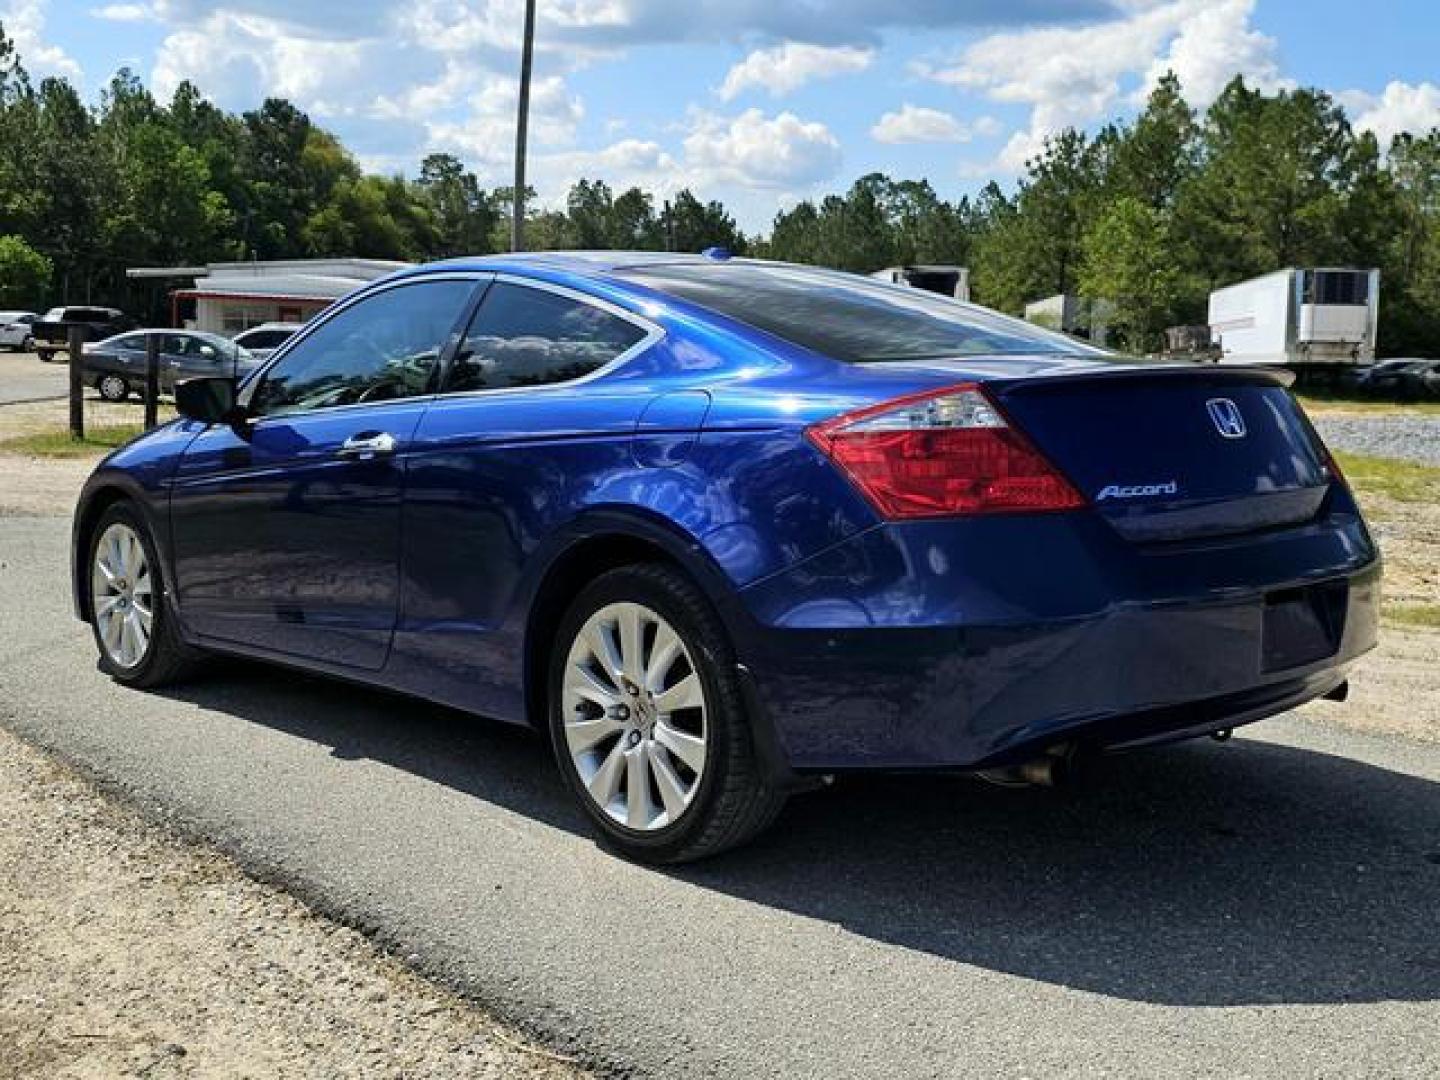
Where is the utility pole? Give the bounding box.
[511,0,537,252]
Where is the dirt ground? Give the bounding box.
[0,726,583,1080]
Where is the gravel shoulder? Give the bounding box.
[0,724,584,1080]
[1311,411,1440,467]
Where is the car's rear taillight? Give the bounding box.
[806,384,1084,519]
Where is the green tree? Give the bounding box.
[1079,197,1186,351]
[972,129,1105,312]
[0,233,51,305]
[417,152,496,256]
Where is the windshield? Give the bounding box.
[618,261,1099,363]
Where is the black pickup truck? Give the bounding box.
[32,306,135,362]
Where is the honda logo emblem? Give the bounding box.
[1206,398,1246,439]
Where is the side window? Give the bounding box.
[252,280,474,416]
[446,282,647,393]
[109,334,145,351]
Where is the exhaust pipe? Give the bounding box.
[976,744,1076,789]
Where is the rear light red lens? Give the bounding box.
[807,385,1084,519]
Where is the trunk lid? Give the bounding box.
[985,365,1332,542]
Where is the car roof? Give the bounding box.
[423,250,741,276]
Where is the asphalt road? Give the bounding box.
[0,351,68,405]
[2,513,1437,1078]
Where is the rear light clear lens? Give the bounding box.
[807,385,1084,519]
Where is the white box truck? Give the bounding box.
[871,265,970,301]
[1208,268,1379,368]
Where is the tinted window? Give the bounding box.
[107,334,145,351]
[253,280,473,416]
[620,263,1090,363]
[237,329,293,349]
[64,307,115,322]
[445,282,647,393]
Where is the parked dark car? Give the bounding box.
[1354,358,1440,400]
[84,330,259,402]
[71,253,1380,862]
[33,306,135,362]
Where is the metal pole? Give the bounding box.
[144,332,160,431]
[510,0,537,252]
[67,324,85,440]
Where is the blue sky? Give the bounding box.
[4,0,1439,232]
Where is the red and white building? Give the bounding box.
[127,258,409,335]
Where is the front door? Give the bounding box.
[168,276,481,670]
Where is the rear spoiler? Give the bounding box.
[987,361,1295,395]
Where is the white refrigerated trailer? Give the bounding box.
[1207,268,1379,368]
[871,265,970,301]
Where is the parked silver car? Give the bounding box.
[84,330,259,402]
[0,310,37,351]
[231,321,303,361]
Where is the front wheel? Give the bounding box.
[549,564,786,863]
[87,503,203,687]
[97,373,130,402]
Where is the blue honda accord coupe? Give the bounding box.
[72,252,1380,861]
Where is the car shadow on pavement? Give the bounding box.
[158,660,1440,1011]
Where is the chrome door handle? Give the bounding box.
[337,431,398,459]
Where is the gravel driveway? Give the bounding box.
[1313,413,1440,466]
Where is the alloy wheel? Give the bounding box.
[99,374,128,402]
[561,601,709,831]
[91,522,154,669]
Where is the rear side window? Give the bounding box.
[445,282,647,393]
[619,262,1090,363]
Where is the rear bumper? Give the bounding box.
[734,508,1380,770]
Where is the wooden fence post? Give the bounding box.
[67,324,85,440]
[144,332,160,430]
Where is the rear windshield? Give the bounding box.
[619,262,1094,363]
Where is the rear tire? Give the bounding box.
[87,502,204,688]
[548,563,786,863]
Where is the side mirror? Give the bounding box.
[175,376,240,425]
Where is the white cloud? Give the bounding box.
[718,42,873,101]
[2,0,82,79]
[682,107,842,189]
[424,73,585,164]
[922,0,1287,171]
[870,104,1000,144]
[90,3,156,20]
[152,11,371,106]
[1344,81,1440,148]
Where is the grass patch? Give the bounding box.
[0,425,148,458]
[1384,603,1440,630]
[1332,452,1440,503]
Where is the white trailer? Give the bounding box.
[871,265,970,302]
[1208,268,1379,367]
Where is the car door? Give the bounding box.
[168,275,482,670]
[162,334,226,389]
[393,277,658,714]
